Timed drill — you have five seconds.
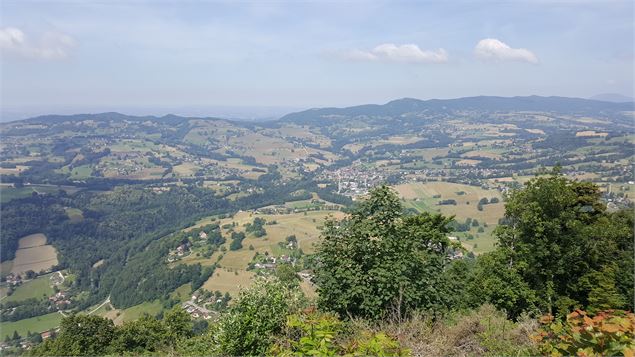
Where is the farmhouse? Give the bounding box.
[5,273,22,286]
[181,301,213,320]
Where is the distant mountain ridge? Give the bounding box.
[12,112,226,125]
[5,95,634,126]
[279,95,634,125]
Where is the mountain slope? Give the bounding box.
[280,95,634,125]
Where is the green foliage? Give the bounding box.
[163,306,194,344]
[110,315,168,353]
[351,331,409,356]
[270,310,409,356]
[582,264,626,314]
[229,231,246,251]
[274,263,300,287]
[182,277,306,356]
[31,307,193,356]
[479,172,633,317]
[315,186,455,320]
[468,250,538,318]
[533,309,635,357]
[31,315,116,356]
[440,258,477,311]
[176,328,220,356]
[271,311,342,356]
[245,217,267,237]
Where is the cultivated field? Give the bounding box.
[4,234,59,277]
[119,300,163,324]
[202,268,255,297]
[393,182,505,225]
[393,182,506,254]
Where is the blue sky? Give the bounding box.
[1,0,633,115]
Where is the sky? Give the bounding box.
[0,0,633,119]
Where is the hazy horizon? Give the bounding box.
[1,92,634,123]
[1,92,634,122]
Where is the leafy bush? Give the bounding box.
[30,315,116,356]
[270,309,408,356]
[31,308,193,356]
[351,331,409,356]
[206,278,304,356]
[533,309,635,357]
[270,310,342,356]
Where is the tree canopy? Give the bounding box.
[472,172,634,317]
[315,185,456,320]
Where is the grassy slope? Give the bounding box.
[2,274,54,303]
[394,182,505,253]
[0,312,62,339]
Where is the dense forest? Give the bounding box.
[15,172,635,356]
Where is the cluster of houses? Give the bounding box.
[1,339,33,351]
[4,270,65,288]
[0,329,58,352]
[255,201,340,215]
[333,167,385,197]
[167,242,191,262]
[4,273,22,286]
[181,301,213,320]
[93,151,148,177]
[48,291,71,309]
[321,164,514,198]
[412,167,512,182]
[253,255,295,270]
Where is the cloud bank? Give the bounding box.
[343,43,448,64]
[474,38,538,64]
[0,27,75,60]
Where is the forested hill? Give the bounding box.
[279,95,634,125]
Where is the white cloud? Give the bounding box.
[342,43,448,64]
[474,38,538,64]
[0,27,75,60]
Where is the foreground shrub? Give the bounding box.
[270,309,409,356]
[30,315,116,356]
[376,304,538,356]
[270,309,343,356]
[30,307,193,356]
[533,309,635,357]
[177,276,306,356]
